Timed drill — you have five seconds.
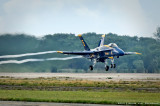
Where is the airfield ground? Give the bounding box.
[0,73,159,105]
[0,73,159,81]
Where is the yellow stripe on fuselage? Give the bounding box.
[108,57,113,59]
[104,45,112,48]
[105,52,109,55]
[104,45,110,47]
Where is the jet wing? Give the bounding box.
[57,51,95,55]
[57,49,113,55]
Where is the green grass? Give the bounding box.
[0,90,159,105]
[0,77,159,89]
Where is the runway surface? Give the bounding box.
[0,73,159,81]
[0,101,123,106]
[0,73,159,105]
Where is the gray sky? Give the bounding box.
[0,0,160,37]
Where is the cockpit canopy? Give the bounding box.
[108,43,118,47]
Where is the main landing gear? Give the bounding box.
[89,58,116,71]
[105,59,109,71]
[105,58,116,71]
[105,65,109,71]
[111,58,116,68]
[89,59,96,71]
[110,64,116,68]
[89,65,93,70]
[89,64,116,71]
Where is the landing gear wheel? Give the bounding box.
[105,66,109,71]
[110,64,113,68]
[113,64,116,68]
[89,65,93,71]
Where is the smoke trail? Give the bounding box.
[0,51,57,59]
[0,59,44,64]
[0,56,82,65]
[46,56,82,61]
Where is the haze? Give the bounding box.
[0,0,160,37]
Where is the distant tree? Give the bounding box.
[133,60,145,73]
[83,66,88,73]
[0,33,160,73]
[117,63,128,73]
[51,67,57,73]
[154,27,160,40]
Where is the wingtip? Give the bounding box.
[102,34,105,37]
[136,52,142,55]
[57,51,63,53]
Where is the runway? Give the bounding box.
[0,73,159,81]
[0,101,122,106]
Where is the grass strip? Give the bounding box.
[0,78,159,89]
[0,90,159,105]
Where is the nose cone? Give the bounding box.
[118,49,125,56]
[119,50,125,56]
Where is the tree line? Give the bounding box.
[0,29,160,73]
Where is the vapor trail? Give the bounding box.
[0,56,82,65]
[46,56,82,61]
[0,59,44,64]
[0,51,57,59]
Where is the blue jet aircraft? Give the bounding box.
[57,34,141,71]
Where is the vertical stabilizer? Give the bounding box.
[98,34,105,47]
[78,34,90,51]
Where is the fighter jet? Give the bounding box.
[57,34,141,71]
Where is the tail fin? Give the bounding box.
[98,34,105,47]
[78,34,90,51]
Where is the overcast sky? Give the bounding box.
[0,0,160,37]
